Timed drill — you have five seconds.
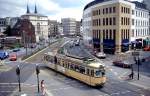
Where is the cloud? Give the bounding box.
[0,0,143,21]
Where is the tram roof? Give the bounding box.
[88,62,104,68]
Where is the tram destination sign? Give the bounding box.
[132,51,139,56]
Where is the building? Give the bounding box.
[11,19,36,45]
[83,0,150,54]
[0,18,6,33]
[21,4,49,42]
[10,17,19,28]
[131,1,150,49]
[48,20,58,37]
[76,21,81,36]
[61,18,76,36]
[58,23,63,36]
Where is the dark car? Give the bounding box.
[112,60,132,68]
[13,48,20,52]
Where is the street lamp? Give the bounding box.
[16,65,21,92]
[36,64,40,93]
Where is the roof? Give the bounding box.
[84,0,148,11]
[84,0,106,10]
[131,1,147,10]
[22,13,47,17]
[88,62,104,68]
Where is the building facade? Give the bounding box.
[76,21,81,36]
[83,0,150,54]
[21,4,48,42]
[48,20,58,37]
[0,18,6,33]
[61,18,76,36]
[131,1,150,49]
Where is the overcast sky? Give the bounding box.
[0,0,143,21]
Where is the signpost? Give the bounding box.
[132,51,140,80]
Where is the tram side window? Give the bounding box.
[57,58,61,65]
[79,66,85,74]
[91,70,94,77]
[95,70,101,77]
[87,69,90,75]
[70,64,74,70]
[75,65,79,72]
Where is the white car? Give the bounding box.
[95,52,106,59]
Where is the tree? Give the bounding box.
[4,25,12,36]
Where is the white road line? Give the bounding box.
[0,91,13,93]
[110,92,120,95]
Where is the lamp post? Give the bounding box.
[36,64,40,93]
[16,65,21,92]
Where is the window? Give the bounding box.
[113,17,116,25]
[106,30,108,39]
[113,29,116,39]
[110,29,112,39]
[99,19,101,26]
[99,9,101,15]
[113,7,116,13]
[103,18,105,25]
[121,17,123,25]
[106,8,108,14]
[121,7,123,13]
[109,18,112,25]
[109,7,112,13]
[128,18,130,25]
[91,69,94,77]
[132,19,134,25]
[103,30,105,39]
[103,9,105,14]
[132,10,134,15]
[106,18,108,25]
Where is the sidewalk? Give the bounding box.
[128,74,150,90]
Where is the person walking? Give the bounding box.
[41,80,46,96]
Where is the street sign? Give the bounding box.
[132,51,139,56]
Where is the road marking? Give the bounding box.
[118,71,129,79]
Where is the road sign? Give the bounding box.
[132,51,139,56]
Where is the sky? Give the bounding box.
[0,0,143,21]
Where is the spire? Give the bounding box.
[34,4,37,14]
[26,4,30,13]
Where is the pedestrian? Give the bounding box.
[41,80,46,96]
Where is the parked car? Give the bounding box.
[0,51,9,60]
[9,54,17,61]
[112,60,131,68]
[13,48,20,52]
[143,46,150,51]
[95,52,106,59]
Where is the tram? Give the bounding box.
[44,52,106,87]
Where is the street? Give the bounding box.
[0,37,150,96]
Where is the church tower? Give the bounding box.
[34,4,37,14]
[26,4,30,13]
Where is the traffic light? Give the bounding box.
[16,65,20,75]
[36,65,40,75]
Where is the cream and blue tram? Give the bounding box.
[44,52,106,87]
